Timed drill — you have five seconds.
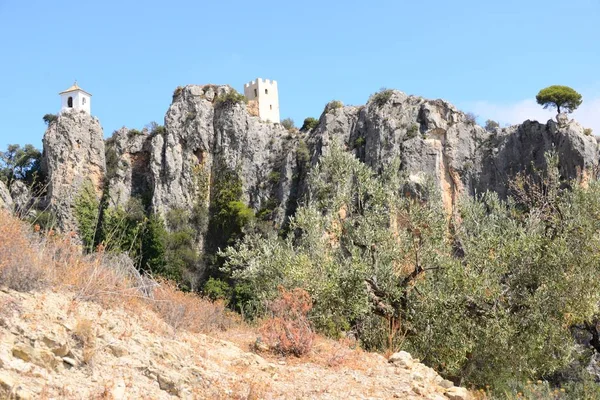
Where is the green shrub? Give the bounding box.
[43,113,58,125]
[584,128,593,136]
[222,145,600,392]
[214,90,247,107]
[281,118,295,131]
[353,137,366,148]
[300,117,319,132]
[325,100,343,113]
[203,278,232,302]
[406,124,419,138]
[370,88,394,107]
[74,179,101,251]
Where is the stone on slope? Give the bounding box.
[0,180,13,211]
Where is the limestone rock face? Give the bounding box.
[42,110,106,233]
[307,90,599,211]
[139,85,294,223]
[105,127,152,209]
[0,180,13,211]
[308,91,488,212]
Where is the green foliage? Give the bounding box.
[128,129,143,136]
[214,90,247,107]
[485,119,500,131]
[296,140,310,165]
[406,124,419,138]
[583,128,593,136]
[0,144,42,186]
[268,171,281,184]
[203,277,232,302]
[370,88,394,107]
[536,85,583,114]
[42,113,58,125]
[300,117,319,132]
[325,100,343,113]
[353,137,366,148]
[104,145,119,180]
[74,179,101,251]
[206,167,254,254]
[221,144,600,393]
[281,118,295,131]
[140,214,168,275]
[99,198,146,258]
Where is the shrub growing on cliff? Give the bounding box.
[300,117,319,132]
[485,119,499,131]
[370,88,394,107]
[214,90,247,107]
[43,113,58,125]
[74,179,101,251]
[281,118,295,131]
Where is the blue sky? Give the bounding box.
[0,0,598,149]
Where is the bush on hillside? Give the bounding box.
[370,88,394,107]
[215,90,247,107]
[300,117,319,132]
[259,287,314,356]
[222,143,600,393]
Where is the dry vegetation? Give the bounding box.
[0,209,238,335]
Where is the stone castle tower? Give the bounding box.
[59,82,92,114]
[243,78,280,123]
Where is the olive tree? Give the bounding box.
[536,85,582,114]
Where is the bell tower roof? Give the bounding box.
[59,81,92,96]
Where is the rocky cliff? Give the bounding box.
[41,110,106,233]
[0,181,12,211]
[35,85,598,253]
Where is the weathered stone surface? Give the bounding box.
[105,127,153,209]
[389,351,414,369]
[0,180,12,211]
[9,181,31,217]
[445,386,470,400]
[12,343,34,362]
[42,110,105,233]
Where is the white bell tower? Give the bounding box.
[59,81,92,114]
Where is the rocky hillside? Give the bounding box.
[0,210,469,399]
[37,86,598,240]
[0,289,469,400]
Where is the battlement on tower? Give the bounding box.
[243,78,280,123]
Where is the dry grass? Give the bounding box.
[0,210,238,338]
[259,287,315,357]
[73,318,97,365]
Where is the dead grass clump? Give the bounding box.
[152,279,238,334]
[259,287,315,357]
[0,210,49,291]
[73,318,97,365]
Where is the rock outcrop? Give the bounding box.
[42,110,106,233]
[0,288,469,399]
[37,86,598,254]
[307,91,598,211]
[107,85,298,226]
[0,181,13,211]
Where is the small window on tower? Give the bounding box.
[82,98,86,105]
[270,104,272,110]
[265,89,269,94]
[254,89,257,97]
[67,97,73,108]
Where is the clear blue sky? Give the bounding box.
[1,0,599,149]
